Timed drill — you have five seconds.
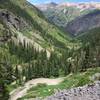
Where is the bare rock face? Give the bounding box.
[45,81,100,100]
[66,10,100,36]
[0,10,28,30]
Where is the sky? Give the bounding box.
[27,0,100,4]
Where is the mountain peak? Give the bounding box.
[48,2,58,6]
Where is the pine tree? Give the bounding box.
[0,62,13,100]
[15,65,20,84]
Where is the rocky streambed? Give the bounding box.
[44,81,100,100]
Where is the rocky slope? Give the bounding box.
[45,81,100,100]
[66,10,100,36]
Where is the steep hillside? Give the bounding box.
[77,27,100,45]
[0,0,74,51]
[43,7,87,28]
[0,1,78,99]
[66,10,100,36]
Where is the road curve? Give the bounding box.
[10,77,64,100]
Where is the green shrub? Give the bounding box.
[76,77,90,86]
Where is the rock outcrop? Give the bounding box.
[0,10,28,30]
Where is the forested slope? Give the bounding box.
[0,0,77,99]
[0,0,100,100]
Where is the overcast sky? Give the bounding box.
[27,0,100,4]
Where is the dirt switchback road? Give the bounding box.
[10,77,64,100]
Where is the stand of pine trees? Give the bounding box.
[0,61,14,100]
[0,37,100,99]
[9,39,100,84]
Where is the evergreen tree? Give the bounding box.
[15,65,20,84]
[0,62,13,100]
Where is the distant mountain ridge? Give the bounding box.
[36,2,100,11]
[66,10,100,36]
[36,2,58,11]
[36,2,100,32]
[58,2,100,10]
[37,2,100,36]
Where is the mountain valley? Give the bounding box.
[0,0,100,100]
